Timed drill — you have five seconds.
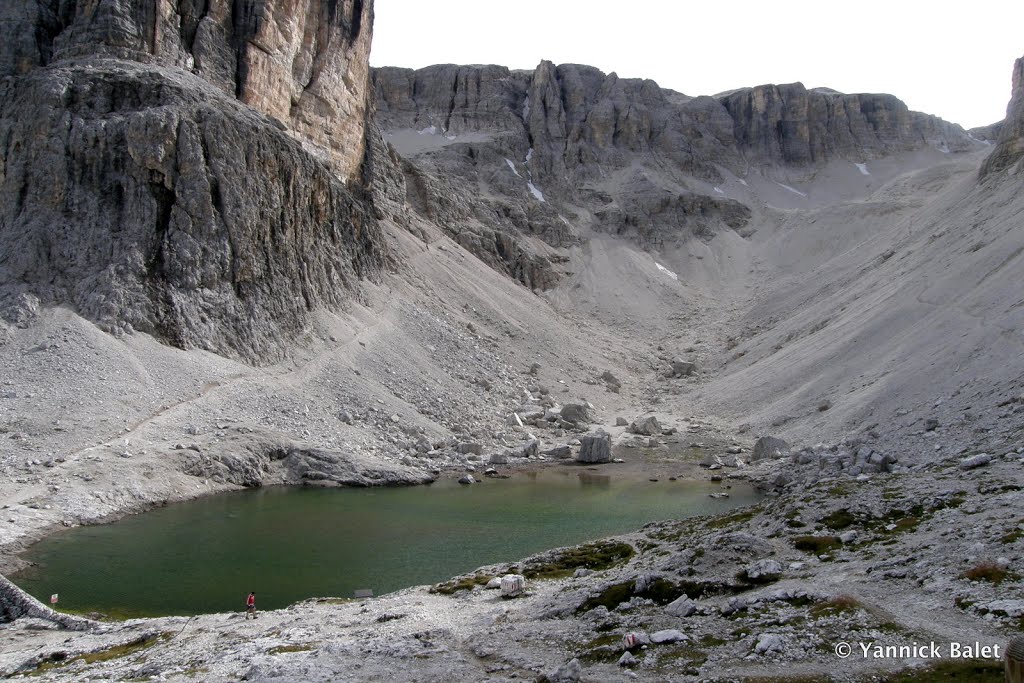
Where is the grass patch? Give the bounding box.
[706,507,759,529]
[809,594,860,618]
[268,643,315,655]
[430,573,494,595]
[878,658,1004,682]
[27,634,167,675]
[792,535,842,554]
[820,509,857,530]
[576,577,688,614]
[1000,525,1023,544]
[522,541,634,579]
[961,561,1017,585]
[576,632,623,664]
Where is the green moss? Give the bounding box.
[820,509,857,530]
[430,573,494,595]
[809,595,861,618]
[706,507,759,529]
[792,535,842,554]
[28,634,167,675]
[654,644,708,669]
[878,658,1004,682]
[576,633,623,664]
[268,643,315,655]
[999,525,1023,544]
[522,541,635,579]
[699,634,727,647]
[576,577,691,614]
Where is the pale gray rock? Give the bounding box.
[665,595,698,617]
[559,403,591,425]
[629,416,662,436]
[960,453,994,470]
[671,359,696,377]
[650,629,687,644]
[754,633,786,655]
[744,559,783,582]
[752,436,790,461]
[542,658,581,683]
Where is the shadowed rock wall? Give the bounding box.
[0,0,385,362]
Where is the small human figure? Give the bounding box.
[246,591,257,619]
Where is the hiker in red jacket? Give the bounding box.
[246,591,256,619]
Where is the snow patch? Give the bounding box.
[713,187,725,195]
[525,148,534,163]
[504,158,522,177]
[967,133,992,146]
[418,125,437,135]
[935,143,950,154]
[854,162,870,176]
[445,134,457,141]
[522,96,530,121]
[655,262,679,280]
[775,182,807,198]
[738,179,748,186]
[559,215,572,227]
[527,182,545,202]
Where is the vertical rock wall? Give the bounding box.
[0,0,385,362]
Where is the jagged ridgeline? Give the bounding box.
[0,0,384,362]
[372,62,974,289]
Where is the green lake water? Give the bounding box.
[14,469,758,617]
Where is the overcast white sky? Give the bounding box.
[370,0,1023,129]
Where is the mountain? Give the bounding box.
[1,2,1023,679]
[0,0,383,362]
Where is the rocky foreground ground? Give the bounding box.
[1,421,1021,682]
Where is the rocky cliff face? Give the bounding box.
[1,0,373,178]
[718,83,972,165]
[0,0,384,361]
[372,62,972,289]
[981,54,1024,177]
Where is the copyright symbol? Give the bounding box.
[835,642,852,658]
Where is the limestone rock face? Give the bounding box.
[0,0,373,178]
[0,0,384,362]
[718,83,971,165]
[981,55,1024,176]
[372,61,974,290]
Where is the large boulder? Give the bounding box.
[671,358,696,377]
[752,436,790,461]
[577,432,612,463]
[559,403,592,425]
[629,415,662,436]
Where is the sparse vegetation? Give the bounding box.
[706,507,759,529]
[521,541,634,579]
[878,658,1004,681]
[268,643,315,655]
[792,535,842,554]
[430,573,494,595]
[26,633,168,675]
[809,594,861,618]
[961,561,1017,585]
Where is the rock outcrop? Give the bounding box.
[1,0,373,177]
[0,0,384,362]
[718,83,972,165]
[371,61,974,289]
[981,54,1024,177]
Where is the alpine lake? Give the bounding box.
[14,468,759,617]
